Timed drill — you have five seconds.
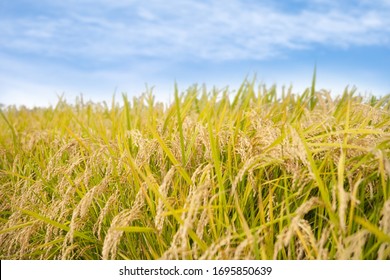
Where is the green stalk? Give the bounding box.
[0,108,19,149]
[310,64,317,110]
[174,83,187,166]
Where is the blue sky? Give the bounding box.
[1,0,389,107]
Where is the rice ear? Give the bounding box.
[102,182,147,260]
[378,199,390,259]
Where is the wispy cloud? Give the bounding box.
[1,0,389,107]
[1,0,390,63]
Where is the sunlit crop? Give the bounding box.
[1,79,389,259]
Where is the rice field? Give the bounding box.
[1,80,390,259]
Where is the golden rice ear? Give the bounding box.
[102,182,147,260]
[161,164,212,260]
[273,197,321,259]
[65,176,110,246]
[93,190,120,240]
[337,230,369,260]
[378,199,390,260]
[1,83,389,260]
[199,232,233,260]
[154,167,176,233]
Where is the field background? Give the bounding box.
[1,82,390,259]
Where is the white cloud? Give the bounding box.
[1,0,390,62]
[1,0,389,107]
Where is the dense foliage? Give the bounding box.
[1,81,390,259]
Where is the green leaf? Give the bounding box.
[19,209,95,242]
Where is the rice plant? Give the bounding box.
[0,80,389,259]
